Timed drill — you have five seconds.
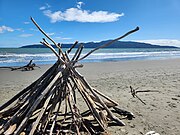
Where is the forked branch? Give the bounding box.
[31,17,66,59]
[40,41,66,64]
[130,86,159,105]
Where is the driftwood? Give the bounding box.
[0,17,139,135]
[130,86,159,105]
[0,60,40,71]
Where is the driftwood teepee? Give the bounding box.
[0,17,139,135]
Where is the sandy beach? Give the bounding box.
[0,59,180,135]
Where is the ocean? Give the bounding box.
[0,48,180,67]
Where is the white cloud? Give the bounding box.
[15,28,23,31]
[24,21,30,24]
[0,25,14,33]
[40,6,46,10]
[134,39,180,47]
[39,3,51,10]
[15,28,24,32]
[19,34,33,37]
[47,32,55,36]
[55,37,72,40]
[62,37,72,40]
[43,8,124,23]
[30,28,38,31]
[77,2,84,9]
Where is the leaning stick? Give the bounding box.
[42,38,62,59]
[29,86,56,135]
[67,41,79,54]
[77,27,139,62]
[89,94,116,109]
[67,92,80,135]
[73,77,106,131]
[31,17,67,60]
[113,106,135,120]
[0,69,57,133]
[67,81,91,134]
[77,79,107,128]
[49,90,63,135]
[64,90,69,123]
[0,85,32,111]
[0,61,58,111]
[14,71,62,135]
[93,88,119,106]
[31,17,56,46]
[37,81,64,133]
[72,69,125,126]
[0,101,24,118]
[74,44,84,61]
[67,78,76,103]
[4,76,55,133]
[71,44,84,61]
[41,41,65,64]
[0,97,31,134]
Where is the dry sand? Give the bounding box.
[0,59,180,135]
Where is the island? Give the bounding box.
[20,40,178,48]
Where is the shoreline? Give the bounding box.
[1,57,180,67]
[0,59,180,134]
[1,47,180,67]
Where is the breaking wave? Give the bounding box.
[0,48,180,66]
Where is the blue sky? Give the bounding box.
[0,0,180,47]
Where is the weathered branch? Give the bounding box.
[71,44,84,62]
[31,17,56,46]
[77,27,139,61]
[67,41,79,54]
[72,68,125,126]
[31,17,66,60]
[14,71,62,134]
[0,60,40,71]
[130,86,158,105]
[40,41,66,64]
[0,61,58,111]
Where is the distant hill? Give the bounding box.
[20,40,178,48]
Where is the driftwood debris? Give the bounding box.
[0,17,139,135]
[130,86,159,105]
[0,60,40,71]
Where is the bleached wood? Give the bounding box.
[14,71,62,135]
[72,68,125,126]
